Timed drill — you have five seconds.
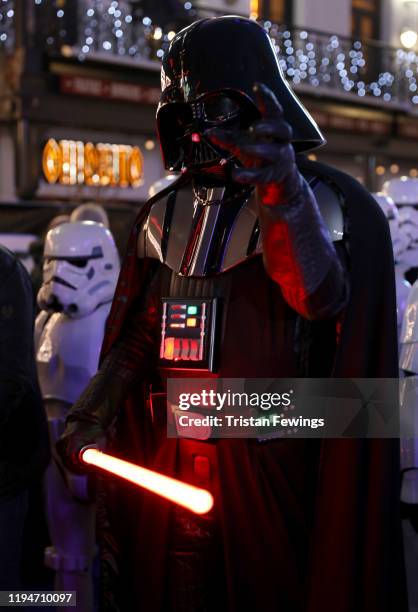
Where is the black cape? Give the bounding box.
[97,160,407,612]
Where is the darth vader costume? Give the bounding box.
[58,16,407,612]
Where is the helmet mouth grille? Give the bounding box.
[157,90,260,171]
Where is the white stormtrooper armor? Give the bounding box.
[35,221,120,611]
[35,306,113,405]
[383,178,418,284]
[400,280,418,505]
[401,281,418,375]
[373,193,412,333]
[373,193,409,259]
[383,177,418,206]
[399,206,418,247]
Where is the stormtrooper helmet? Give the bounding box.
[373,192,410,260]
[383,178,418,247]
[37,221,120,318]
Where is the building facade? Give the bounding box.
[254,0,418,190]
[0,0,418,228]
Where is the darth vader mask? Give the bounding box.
[158,89,259,172]
[156,16,324,173]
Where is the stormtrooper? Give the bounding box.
[383,177,418,285]
[399,278,418,612]
[400,280,418,504]
[373,192,411,334]
[58,17,405,612]
[375,192,418,610]
[35,221,119,610]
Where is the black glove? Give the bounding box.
[206,82,302,206]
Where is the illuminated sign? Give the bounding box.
[42,139,144,188]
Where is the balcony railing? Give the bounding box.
[1,0,418,112]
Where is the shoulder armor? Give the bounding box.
[138,173,345,276]
[304,172,345,242]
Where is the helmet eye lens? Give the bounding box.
[68,258,88,268]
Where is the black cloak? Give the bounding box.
[96,159,407,612]
[0,246,49,498]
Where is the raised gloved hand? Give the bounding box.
[56,371,126,474]
[208,82,347,321]
[206,82,302,206]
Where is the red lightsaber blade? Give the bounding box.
[80,448,214,515]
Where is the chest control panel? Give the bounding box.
[159,298,218,372]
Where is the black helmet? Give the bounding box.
[157,16,325,170]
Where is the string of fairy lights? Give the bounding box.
[1,0,418,107]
